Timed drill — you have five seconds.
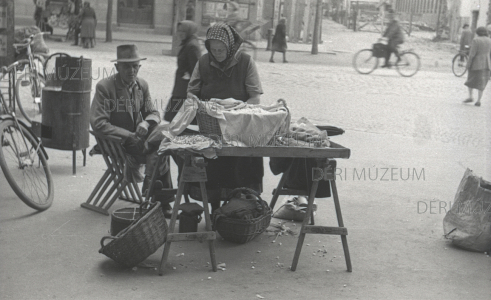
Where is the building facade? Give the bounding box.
[15,0,278,38]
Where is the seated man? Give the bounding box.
[90,44,174,217]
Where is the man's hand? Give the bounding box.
[136,121,149,138]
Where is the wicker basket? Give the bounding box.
[372,43,387,58]
[99,202,168,268]
[196,104,222,136]
[212,188,272,244]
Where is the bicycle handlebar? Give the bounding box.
[12,32,49,50]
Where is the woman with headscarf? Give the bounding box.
[187,22,264,211]
[462,26,491,107]
[270,18,288,63]
[164,20,202,123]
[80,1,96,48]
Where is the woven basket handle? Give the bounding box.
[226,187,261,203]
[99,236,116,251]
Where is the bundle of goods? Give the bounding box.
[157,133,222,159]
[272,117,330,148]
[99,202,168,268]
[163,98,290,147]
[14,26,50,60]
[272,196,317,222]
[212,188,272,243]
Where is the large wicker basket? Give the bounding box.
[99,202,168,268]
[212,188,272,244]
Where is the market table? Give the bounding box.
[146,141,352,275]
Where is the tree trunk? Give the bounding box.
[311,0,322,54]
[106,0,113,42]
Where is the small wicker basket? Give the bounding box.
[196,103,222,136]
[212,188,272,244]
[99,202,168,268]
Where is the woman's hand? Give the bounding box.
[246,93,260,104]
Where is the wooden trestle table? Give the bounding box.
[146,141,352,275]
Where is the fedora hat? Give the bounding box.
[111,44,147,62]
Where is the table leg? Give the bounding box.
[72,149,76,175]
[270,162,293,209]
[158,172,186,276]
[200,181,217,271]
[291,179,319,271]
[331,180,352,272]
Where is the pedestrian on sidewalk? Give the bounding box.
[270,18,288,63]
[164,20,201,123]
[80,1,96,48]
[462,27,491,107]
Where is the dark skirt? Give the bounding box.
[272,40,287,52]
[80,18,96,38]
[465,69,491,91]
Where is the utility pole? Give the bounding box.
[0,0,14,68]
[105,0,113,42]
[311,0,322,54]
[435,0,443,39]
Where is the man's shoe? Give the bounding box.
[71,43,78,46]
[463,98,473,103]
[475,102,481,107]
[269,59,275,63]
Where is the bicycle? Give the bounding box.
[353,41,421,77]
[0,62,54,211]
[452,46,469,77]
[13,33,48,124]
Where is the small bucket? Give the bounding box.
[179,213,202,233]
[110,207,147,236]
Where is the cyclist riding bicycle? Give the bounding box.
[459,23,473,63]
[382,9,404,68]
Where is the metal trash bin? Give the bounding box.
[41,56,91,174]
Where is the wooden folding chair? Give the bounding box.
[81,131,143,215]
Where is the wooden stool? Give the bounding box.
[270,158,352,272]
[146,153,217,276]
[81,131,143,215]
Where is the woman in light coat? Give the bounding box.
[463,27,491,106]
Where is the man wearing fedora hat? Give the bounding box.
[90,44,175,217]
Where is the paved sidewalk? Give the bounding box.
[38,18,455,56]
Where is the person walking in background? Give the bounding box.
[459,24,473,64]
[164,20,201,123]
[80,1,96,48]
[270,18,288,63]
[462,27,491,107]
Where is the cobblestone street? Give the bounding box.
[1,19,490,300]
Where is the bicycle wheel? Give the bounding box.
[240,40,257,60]
[15,70,45,124]
[396,51,420,77]
[452,53,468,77]
[0,119,54,211]
[353,49,378,74]
[44,52,71,79]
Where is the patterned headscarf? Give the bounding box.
[205,23,243,64]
